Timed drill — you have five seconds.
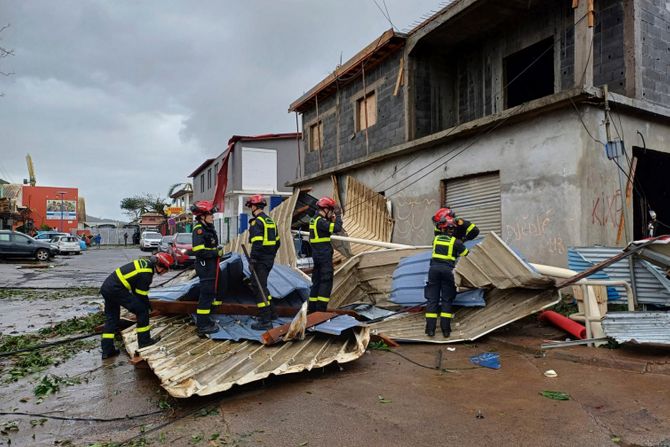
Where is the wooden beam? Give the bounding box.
[149,300,359,318]
[262,311,338,345]
[393,57,405,97]
[616,156,638,244]
[370,333,400,348]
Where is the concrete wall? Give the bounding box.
[639,0,670,107]
[302,51,405,176]
[230,138,300,193]
[191,151,227,204]
[593,0,626,94]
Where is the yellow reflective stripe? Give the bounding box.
[250,236,263,242]
[425,312,438,318]
[257,301,269,308]
[317,296,330,302]
[135,289,149,296]
[462,248,469,257]
[267,295,272,301]
[432,236,456,261]
[440,312,454,318]
[194,224,202,229]
[212,301,222,305]
[329,222,335,233]
[309,216,331,243]
[102,333,115,339]
[192,244,206,251]
[256,216,278,246]
[196,308,211,314]
[308,297,318,302]
[135,325,151,333]
[466,223,476,234]
[116,268,132,291]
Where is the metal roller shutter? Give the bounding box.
[444,172,501,235]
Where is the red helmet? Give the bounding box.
[437,216,457,232]
[190,200,217,216]
[316,196,337,209]
[153,252,174,270]
[432,208,451,224]
[245,194,267,208]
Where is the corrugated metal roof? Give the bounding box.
[122,315,370,398]
[602,312,670,345]
[388,249,485,306]
[310,315,362,336]
[455,232,555,290]
[567,248,621,301]
[207,315,293,342]
[369,288,559,343]
[570,246,670,306]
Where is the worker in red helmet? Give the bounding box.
[308,197,343,313]
[425,211,469,338]
[99,252,174,359]
[246,194,281,330]
[190,200,222,336]
[435,206,480,242]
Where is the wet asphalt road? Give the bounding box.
[1,249,670,446]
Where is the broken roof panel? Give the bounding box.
[122,316,370,398]
[310,315,362,336]
[602,312,670,346]
[369,288,559,344]
[206,315,293,342]
[455,232,555,289]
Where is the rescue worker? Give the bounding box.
[436,207,480,242]
[191,200,223,336]
[308,197,343,313]
[246,194,280,330]
[100,252,174,359]
[425,210,469,338]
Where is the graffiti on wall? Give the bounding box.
[504,208,567,255]
[394,197,437,243]
[591,189,622,228]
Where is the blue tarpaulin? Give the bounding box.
[469,352,501,369]
[389,249,486,307]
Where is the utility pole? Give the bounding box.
[57,191,66,232]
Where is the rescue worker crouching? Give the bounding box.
[246,195,280,330]
[190,200,223,336]
[100,252,174,359]
[425,209,469,338]
[437,207,480,242]
[308,197,343,313]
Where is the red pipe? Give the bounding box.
[539,310,586,340]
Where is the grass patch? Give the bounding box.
[0,287,100,301]
[38,312,105,337]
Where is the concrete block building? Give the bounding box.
[288,0,670,266]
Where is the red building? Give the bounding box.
[22,186,79,233]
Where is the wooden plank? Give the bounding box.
[616,156,638,244]
[261,311,338,345]
[393,57,404,97]
[370,333,400,348]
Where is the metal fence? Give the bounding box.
[89,228,138,246]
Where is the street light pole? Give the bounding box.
[57,191,66,232]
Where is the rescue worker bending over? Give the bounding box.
[436,207,480,242]
[191,200,223,336]
[308,197,343,313]
[425,210,469,338]
[100,252,173,359]
[246,194,280,330]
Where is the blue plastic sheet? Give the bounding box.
[202,314,293,342]
[469,352,501,370]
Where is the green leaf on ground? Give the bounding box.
[539,390,570,401]
[368,341,391,351]
[34,374,80,398]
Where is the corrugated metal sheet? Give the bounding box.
[122,315,370,398]
[334,176,394,261]
[223,190,300,268]
[455,232,555,290]
[445,173,501,235]
[567,248,621,301]
[571,246,670,306]
[602,312,670,345]
[207,315,293,342]
[311,315,362,336]
[369,288,559,343]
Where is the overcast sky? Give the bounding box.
[0,1,442,220]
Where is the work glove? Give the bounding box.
[217,245,224,257]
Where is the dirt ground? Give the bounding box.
[1,248,670,447]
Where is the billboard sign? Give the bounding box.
[46,199,77,220]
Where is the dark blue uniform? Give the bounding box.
[192,221,219,329]
[248,212,280,316]
[308,214,343,312]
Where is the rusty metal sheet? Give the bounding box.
[368,288,559,344]
[222,190,300,268]
[121,316,370,398]
[602,312,670,346]
[455,232,555,289]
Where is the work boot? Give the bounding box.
[441,318,452,338]
[307,300,318,314]
[101,339,120,359]
[268,301,278,320]
[196,322,220,337]
[425,319,436,337]
[137,332,159,349]
[251,307,273,331]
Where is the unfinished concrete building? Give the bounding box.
[288,0,670,266]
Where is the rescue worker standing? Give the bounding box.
[441,207,480,242]
[100,252,173,359]
[246,195,280,330]
[425,209,469,338]
[191,200,222,336]
[308,197,342,313]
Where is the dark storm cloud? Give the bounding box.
[0,0,441,219]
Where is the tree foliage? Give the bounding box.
[120,194,169,220]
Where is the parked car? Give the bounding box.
[170,232,194,267]
[35,231,69,243]
[140,231,162,251]
[0,230,58,261]
[158,235,175,253]
[51,234,82,255]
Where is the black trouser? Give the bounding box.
[309,255,334,312]
[100,283,150,354]
[250,259,275,322]
[195,258,218,328]
[424,262,456,331]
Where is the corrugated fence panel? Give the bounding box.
[445,172,501,235]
